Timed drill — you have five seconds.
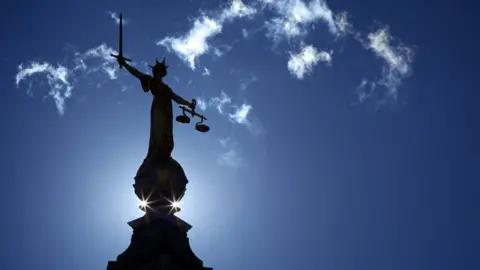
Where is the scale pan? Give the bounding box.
[176,115,190,124]
[195,124,210,133]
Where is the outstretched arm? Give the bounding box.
[170,89,192,107]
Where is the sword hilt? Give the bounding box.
[110,54,132,69]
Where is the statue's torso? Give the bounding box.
[150,80,172,119]
[142,77,174,159]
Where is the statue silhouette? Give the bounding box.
[116,57,196,160]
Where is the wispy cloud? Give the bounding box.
[211,92,233,114]
[334,11,352,35]
[239,73,258,91]
[15,62,72,115]
[356,27,414,103]
[242,28,249,38]
[228,103,263,136]
[260,0,350,41]
[15,43,122,115]
[218,149,245,168]
[217,137,245,168]
[196,91,257,134]
[78,43,119,79]
[202,67,211,76]
[240,25,266,40]
[198,91,232,114]
[158,0,257,69]
[155,0,414,108]
[287,44,332,79]
[107,11,128,25]
[229,103,252,125]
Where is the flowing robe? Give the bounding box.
[140,75,174,160]
[133,75,189,212]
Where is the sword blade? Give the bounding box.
[119,13,123,56]
[111,12,131,68]
[117,13,124,68]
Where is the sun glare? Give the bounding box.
[137,190,183,214]
[171,200,181,209]
[140,200,148,208]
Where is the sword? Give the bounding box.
[110,13,132,69]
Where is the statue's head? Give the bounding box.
[150,58,168,78]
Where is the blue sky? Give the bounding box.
[1,0,479,269]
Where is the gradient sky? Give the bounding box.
[1,0,479,270]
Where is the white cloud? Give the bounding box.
[227,99,262,136]
[158,17,222,70]
[229,103,252,125]
[15,62,73,115]
[202,67,211,76]
[287,44,332,79]
[261,0,349,41]
[196,98,208,111]
[357,27,414,102]
[158,0,256,69]
[220,0,257,22]
[15,43,123,115]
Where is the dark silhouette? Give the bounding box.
[107,13,212,270]
[111,13,209,160]
[119,56,195,159]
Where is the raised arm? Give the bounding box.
[118,60,151,92]
[122,61,147,80]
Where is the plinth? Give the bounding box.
[107,156,212,269]
[107,213,212,270]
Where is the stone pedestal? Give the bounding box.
[108,156,211,269]
[107,214,212,270]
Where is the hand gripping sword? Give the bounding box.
[110,13,132,69]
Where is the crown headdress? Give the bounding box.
[149,57,168,74]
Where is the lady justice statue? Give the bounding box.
[107,13,212,270]
[117,55,196,214]
[109,13,210,214]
